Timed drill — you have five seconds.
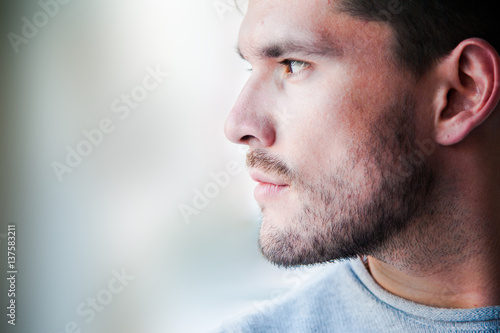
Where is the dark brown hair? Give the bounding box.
[336,0,500,77]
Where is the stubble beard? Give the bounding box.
[248,94,436,268]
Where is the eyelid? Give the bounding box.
[278,59,312,77]
[241,58,312,78]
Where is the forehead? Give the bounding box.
[239,0,394,61]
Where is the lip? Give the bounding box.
[249,169,289,202]
[249,170,288,186]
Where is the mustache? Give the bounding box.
[246,149,292,180]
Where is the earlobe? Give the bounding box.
[433,38,500,146]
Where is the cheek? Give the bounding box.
[276,57,413,184]
[281,82,368,181]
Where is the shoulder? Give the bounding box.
[212,259,360,333]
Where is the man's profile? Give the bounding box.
[217,0,500,331]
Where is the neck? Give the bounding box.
[367,253,500,308]
[367,174,500,308]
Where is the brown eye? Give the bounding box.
[281,60,310,74]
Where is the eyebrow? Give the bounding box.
[236,37,343,60]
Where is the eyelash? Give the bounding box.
[244,59,312,78]
[279,59,311,76]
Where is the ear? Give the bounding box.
[433,38,500,146]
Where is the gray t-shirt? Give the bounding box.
[215,258,500,332]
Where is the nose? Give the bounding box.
[224,78,276,148]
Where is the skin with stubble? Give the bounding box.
[225,0,500,309]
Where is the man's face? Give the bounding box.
[225,0,434,267]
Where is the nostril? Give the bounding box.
[240,135,253,143]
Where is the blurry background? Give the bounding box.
[0,1,319,332]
